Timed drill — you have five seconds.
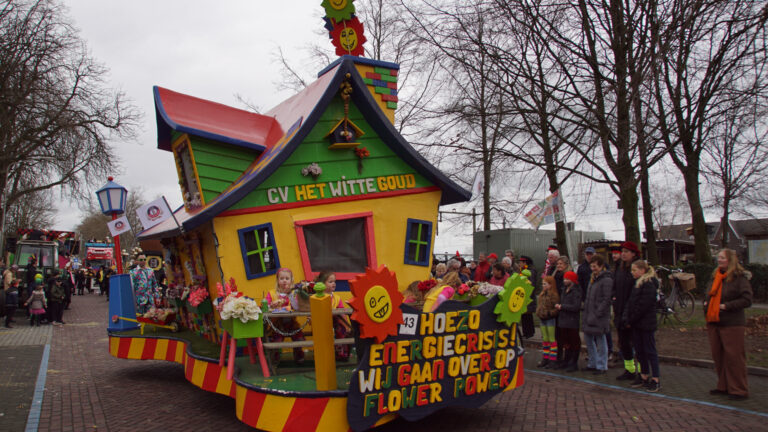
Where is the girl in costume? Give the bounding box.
[25,274,47,326]
[535,276,560,368]
[315,271,351,361]
[266,268,305,365]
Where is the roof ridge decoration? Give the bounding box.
[322,0,367,57]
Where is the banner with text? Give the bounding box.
[524,190,563,229]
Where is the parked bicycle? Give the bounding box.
[655,266,696,323]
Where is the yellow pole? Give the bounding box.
[310,282,337,390]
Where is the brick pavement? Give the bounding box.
[5,293,766,431]
[0,345,44,432]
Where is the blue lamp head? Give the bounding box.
[95,176,128,215]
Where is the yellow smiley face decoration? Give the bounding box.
[507,286,527,313]
[329,0,348,10]
[494,273,534,326]
[329,16,367,57]
[363,285,392,323]
[339,27,358,51]
[349,266,404,342]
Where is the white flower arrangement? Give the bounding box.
[301,162,322,178]
[477,282,503,297]
[219,294,262,323]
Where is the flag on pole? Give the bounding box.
[107,215,131,237]
[471,170,484,201]
[524,190,564,230]
[136,197,173,230]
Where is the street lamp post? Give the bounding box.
[95,177,127,274]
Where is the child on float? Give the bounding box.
[536,276,560,368]
[25,274,47,326]
[315,271,351,361]
[622,260,661,392]
[265,268,306,365]
[422,272,461,312]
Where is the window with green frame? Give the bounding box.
[404,219,432,266]
[237,223,279,279]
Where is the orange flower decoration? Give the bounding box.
[348,266,403,342]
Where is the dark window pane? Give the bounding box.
[244,230,259,251]
[247,253,265,274]
[303,218,367,273]
[407,242,418,261]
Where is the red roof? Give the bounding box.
[154,87,282,152]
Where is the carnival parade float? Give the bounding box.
[106,2,533,430]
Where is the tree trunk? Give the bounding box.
[682,168,712,263]
[721,196,730,249]
[639,172,659,265]
[619,183,641,247]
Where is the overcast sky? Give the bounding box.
[58,1,642,257]
[59,2,318,223]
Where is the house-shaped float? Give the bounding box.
[139,56,470,309]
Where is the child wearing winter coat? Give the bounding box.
[536,276,560,368]
[25,276,47,326]
[622,260,661,392]
[555,271,583,372]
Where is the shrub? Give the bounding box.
[744,263,768,302]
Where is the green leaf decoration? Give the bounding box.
[493,273,534,326]
[321,0,355,21]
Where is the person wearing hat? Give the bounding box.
[578,247,596,302]
[556,271,583,372]
[474,253,490,282]
[484,253,499,280]
[613,240,641,381]
[609,243,622,270]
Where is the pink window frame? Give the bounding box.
[294,211,377,281]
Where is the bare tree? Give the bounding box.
[478,0,669,251]
[75,189,147,253]
[701,96,768,247]
[653,0,768,262]
[0,0,138,250]
[3,189,56,237]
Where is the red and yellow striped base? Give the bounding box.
[108,334,525,431]
[108,335,359,431]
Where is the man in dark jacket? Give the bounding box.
[577,247,595,301]
[583,254,613,374]
[613,241,640,381]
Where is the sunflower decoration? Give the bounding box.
[349,266,404,343]
[494,273,534,326]
[321,0,355,21]
[329,16,367,57]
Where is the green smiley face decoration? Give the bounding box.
[494,273,534,326]
[321,0,355,21]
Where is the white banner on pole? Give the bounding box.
[136,197,173,230]
[107,215,131,237]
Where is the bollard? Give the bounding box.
[310,282,337,390]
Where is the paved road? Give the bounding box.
[0,294,766,431]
